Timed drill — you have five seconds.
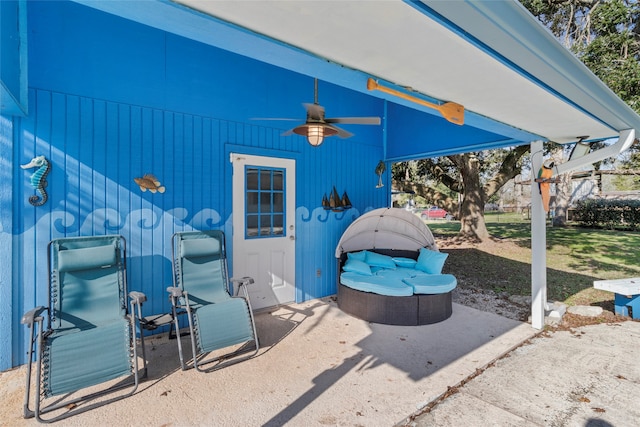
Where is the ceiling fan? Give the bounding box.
[254,78,381,146]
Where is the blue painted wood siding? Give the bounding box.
[1,1,388,368]
[7,87,385,367]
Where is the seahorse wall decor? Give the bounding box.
[21,155,51,206]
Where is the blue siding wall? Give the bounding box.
[0,1,388,369]
[0,114,16,371]
[386,103,508,160]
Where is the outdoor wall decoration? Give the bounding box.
[134,174,166,193]
[322,186,352,212]
[535,160,557,213]
[20,155,51,206]
[375,160,386,188]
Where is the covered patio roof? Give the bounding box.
[74,0,640,159]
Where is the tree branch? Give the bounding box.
[483,145,530,200]
[391,180,457,213]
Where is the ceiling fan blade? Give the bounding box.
[325,117,381,125]
[325,123,353,139]
[281,127,298,136]
[303,103,325,120]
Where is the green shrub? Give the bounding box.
[573,198,640,230]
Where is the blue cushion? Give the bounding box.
[347,251,367,262]
[340,272,414,297]
[403,274,457,294]
[365,251,396,269]
[374,268,413,281]
[342,259,372,276]
[370,265,386,274]
[393,257,417,269]
[415,248,448,274]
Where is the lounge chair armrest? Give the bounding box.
[231,276,254,286]
[21,306,46,325]
[128,291,147,305]
[231,276,254,296]
[166,286,183,298]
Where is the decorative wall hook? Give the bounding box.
[375,160,386,188]
[21,155,51,206]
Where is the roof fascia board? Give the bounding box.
[415,0,640,137]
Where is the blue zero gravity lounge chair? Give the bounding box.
[21,235,147,422]
[169,230,259,372]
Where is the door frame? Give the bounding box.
[227,147,299,308]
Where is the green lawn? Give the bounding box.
[425,213,640,306]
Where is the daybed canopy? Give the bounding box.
[335,208,437,257]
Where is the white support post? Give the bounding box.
[530,140,546,329]
[528,129,636,330]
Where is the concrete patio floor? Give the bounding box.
[1,297,536,426]
[409,320,640,426]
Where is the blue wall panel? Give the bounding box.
[386,103,507,160]
[0,1,389,369]
[0,114,16,370]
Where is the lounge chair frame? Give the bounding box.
[21,235,147,422]
[169,230,259,372]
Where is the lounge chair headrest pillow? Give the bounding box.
[57,245,117,272]
[181,238,221,258]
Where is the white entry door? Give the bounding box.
[232,154,296,310]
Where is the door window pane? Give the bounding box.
[273,170,284,190]
[246,168,259,190]
[245,166,286,239]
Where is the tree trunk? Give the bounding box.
[392,146,528,243]
[455,154,490,242]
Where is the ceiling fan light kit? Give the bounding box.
[254,78,381,147]
[293,123,338,147]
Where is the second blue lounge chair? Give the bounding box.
[169,230,259,371]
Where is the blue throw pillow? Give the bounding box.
[392,257,417,269]
[347,250,367,262]
[365,251,396,269]
[343,259,373,276]
[415,248,448,274]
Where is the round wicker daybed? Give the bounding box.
[335,208,454,326]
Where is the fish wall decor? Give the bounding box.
[21,155,51,206]
[134,174,166,193]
